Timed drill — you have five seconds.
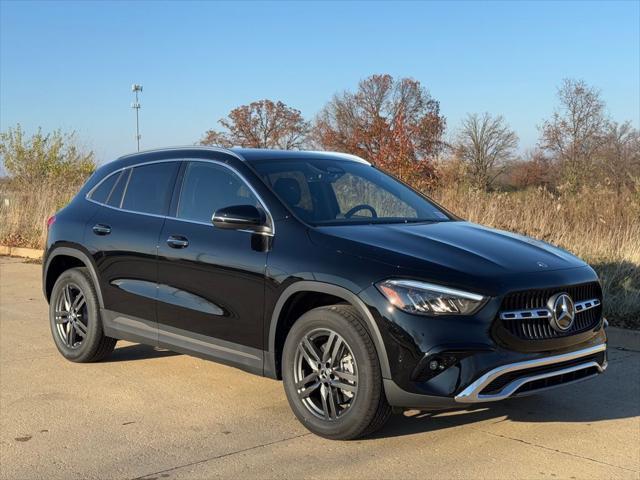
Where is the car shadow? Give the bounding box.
[98,337,639,439]
[369,351,640,440]
[104,343,181,363]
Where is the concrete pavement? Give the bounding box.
[1,258,639,479]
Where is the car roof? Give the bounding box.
[116,146,369,165]
[230,148,370,164]
[84,146,371,197]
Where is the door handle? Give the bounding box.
[166,235,189,249]
[92,224,111,235]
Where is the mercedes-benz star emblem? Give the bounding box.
[548,293,575,332]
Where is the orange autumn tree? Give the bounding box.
[201,99,310,150]
[312,74,446,188]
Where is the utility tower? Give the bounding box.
[131,84,143,151]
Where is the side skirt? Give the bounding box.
[102,309,158,346]
[101,309,265,377]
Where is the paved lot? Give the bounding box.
[1,257,639,480]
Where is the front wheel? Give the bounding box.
[282,305,391,440]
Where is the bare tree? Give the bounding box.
[540,79,609,188]
[201,100,310,149]
[311,74,445,184]
[455,113,518,190]
[600,121,640,194]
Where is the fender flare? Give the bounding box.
[43,246,104,308]
[267,281,391,379]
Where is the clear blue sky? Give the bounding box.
[1,0,638,164]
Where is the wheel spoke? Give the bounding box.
[54,311,70,324]
[71,292,86,312]
[300,337,322,367]
[333,370,357,383]
[326,385,338,419]
[330,379,356,393]
[295,371,318,389]
[329,336,344,367]
[62,285,72,310]
[297,345,316,370]
[299,381,321,399]
[320,384,331,419]
[73,320,88,338]
[66,321,75,346]
[322,332,336,363]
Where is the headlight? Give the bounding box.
[376,279,486,316]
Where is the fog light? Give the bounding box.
[413,349,489,382]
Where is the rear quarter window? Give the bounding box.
[107,170,130,208]
[88,171,120,204]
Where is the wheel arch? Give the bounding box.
[44,247,104,308]
[266,281,391,380]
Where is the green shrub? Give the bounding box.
[0,124,96,186]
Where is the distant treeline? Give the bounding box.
[200,75,639,195]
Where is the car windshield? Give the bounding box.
[248,157,452,226]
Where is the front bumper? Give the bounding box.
[357,275,607,410]
[383,341,607,409]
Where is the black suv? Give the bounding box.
[43,147,607,439]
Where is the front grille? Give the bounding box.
[480,352,603,395]
[499,282,602,341]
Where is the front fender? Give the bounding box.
[265,280,391,380]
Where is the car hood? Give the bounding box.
[310,221,587,278]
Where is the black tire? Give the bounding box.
[282,304,391,440]
[49,267,116,362]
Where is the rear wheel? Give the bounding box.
[282,305,391,439]
[49,267,116,362]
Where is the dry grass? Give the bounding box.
[1,181,638,328]
[0,181,80,250]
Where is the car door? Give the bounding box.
[85,161,180,343]
[155,159,271,370]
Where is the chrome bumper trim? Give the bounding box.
[455,343,607,403]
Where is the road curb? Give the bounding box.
[607,326,640,352]
[0,245,43,259]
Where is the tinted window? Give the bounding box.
[332,172,417,218]
[264,170,313,215]
[89,171,120,204]
[250,158,450,225]
[177,162,259,223]
[121,162,179,215]
[107,170,129,207]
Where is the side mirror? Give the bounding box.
[212,205,269,233]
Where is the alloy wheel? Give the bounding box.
[293,328,358,421]
[54,282,88,349]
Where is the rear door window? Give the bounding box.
[121,162,179,215]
